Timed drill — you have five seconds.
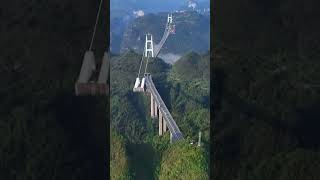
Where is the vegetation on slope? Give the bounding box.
[213,0,320,179]
[110,130,132,180]
[111,51,172,179]
[158,140,209,180]
[110,50,210,179]
[171,52,210,81]
[213,47,320,180]
[249,149,320,180]
[1,1,109,179]
[111,50,170,142]
[168,52,210,148]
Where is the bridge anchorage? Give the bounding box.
[133,14,183,143]
[75,0,109,96]
[75,51,109,96]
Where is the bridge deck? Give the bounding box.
[154,24,172,57]
[145,75,183,142]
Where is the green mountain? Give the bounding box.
[171,52,210,80]
[120,11,210,55]
[168,52,210,145]
[110,51,210,179]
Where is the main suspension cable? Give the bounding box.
[89,0,104,51]
[144,55,150,75]
[137,49,145,78]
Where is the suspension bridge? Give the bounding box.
[133,14,183,143]
[74,4,183,143]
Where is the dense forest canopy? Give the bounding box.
[1,0,109,179]
[110,130,132,179]
[158,140,209,180]
[213,0,320,179]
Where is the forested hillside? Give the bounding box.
[110,130,132,179]
[158,140,209,180]
[120,11,210,55]
[110,51,210,179]
[213,0,320,179]
[0,1,108,179]
[168,52,210,146]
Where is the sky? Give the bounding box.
[111,0,210,14]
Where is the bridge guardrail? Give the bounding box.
[145,75,183,141]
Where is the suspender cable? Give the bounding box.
[144,55,150,74]
[89,0,104,51]
[137,49,145,78]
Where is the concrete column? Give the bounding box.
[170,132,173,143]
[154,102,158,117]
[198,131,202,147]
[151,94,154,118]
[159,111,163,136]
[163,118,167,133]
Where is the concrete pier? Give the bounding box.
[159,111,163,136]
[154,102,158,118]
[163,118,167,133]
[151,94,155,118]
[198,131,202,147]
[145,75,183,143]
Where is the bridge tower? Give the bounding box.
[167,14,173,24]
[144,34,154,57]
[167,14,175,35]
